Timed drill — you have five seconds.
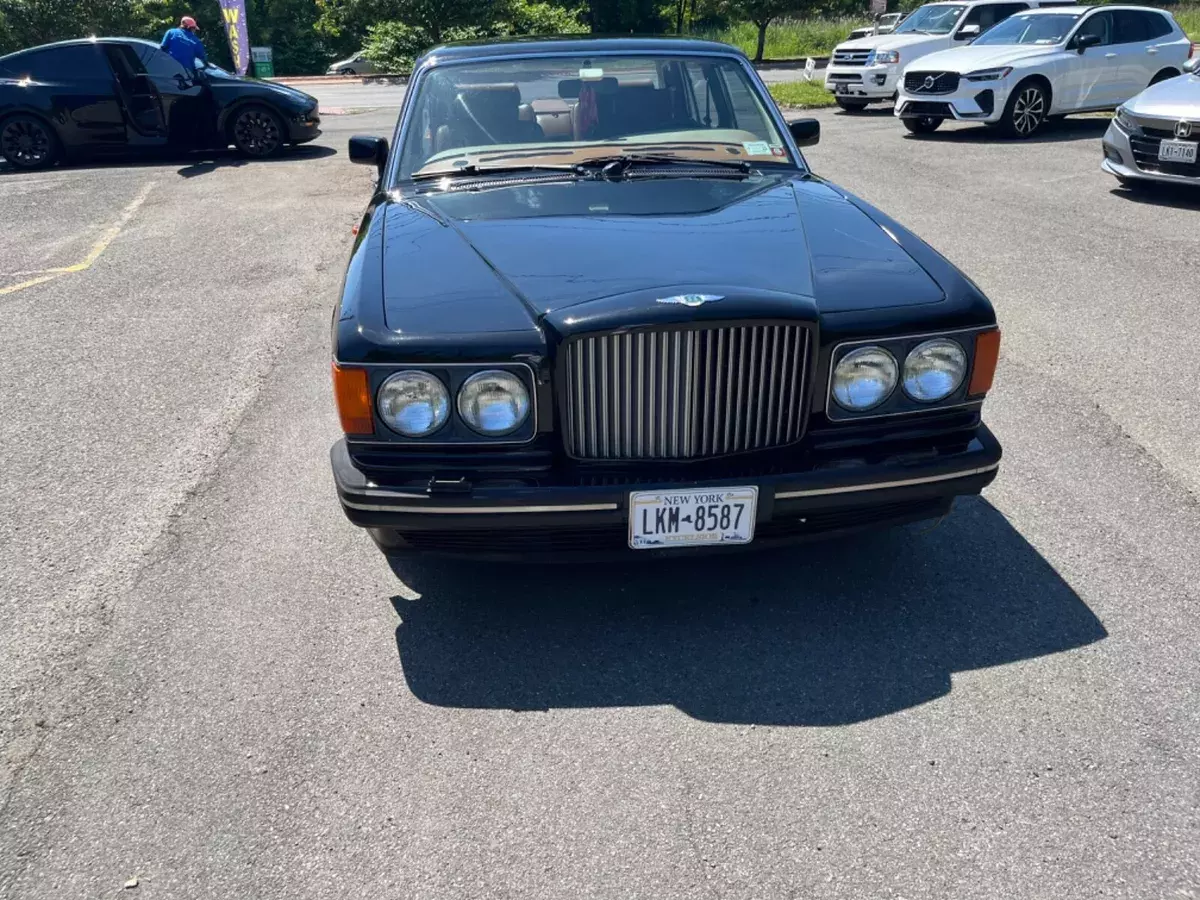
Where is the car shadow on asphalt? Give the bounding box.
[903,116,1110,145]
[0,145,336,178]
[1109,183,1200,210]
[384,496,1106,726]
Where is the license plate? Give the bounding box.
[1158,139,1198,163]
[835,84,850,94]
[628,486,757,550]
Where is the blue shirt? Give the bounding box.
[160,28,207,70]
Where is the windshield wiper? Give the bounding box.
[577,153,753,179]
[411,162,580,181]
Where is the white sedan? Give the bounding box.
[894,5,1192,137]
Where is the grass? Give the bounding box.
[1175,4,1200,39]
[702,17,867,60]
[768,80,838,109]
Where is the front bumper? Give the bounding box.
[286,111,322,144]
[331,424,1002,559]
[1102,119,1200,187]
[895,81,1011,123]
[824,65,900,101]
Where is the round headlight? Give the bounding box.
[832,346,898,411]
[457,369,530,436]
[377,371,449,437]
[902,338,967,402]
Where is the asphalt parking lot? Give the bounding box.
[2,93,1199,899]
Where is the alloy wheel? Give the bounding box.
[1,118,52,167]
[1011,87,1046,137]
[233,109,281,156]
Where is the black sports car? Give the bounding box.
[0,38,320,169]
[331,37,1002,559]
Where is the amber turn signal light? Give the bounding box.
[968,329,1001,396]
[332,363,374,435]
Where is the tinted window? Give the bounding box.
[142,48,190,81]
[1112,10,1148,44]
[3,44,111,81]
[1141,11,1174,39]
[1074,11,1113,46]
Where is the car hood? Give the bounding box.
[911,44,1058,73]
[836,32,948,53]
[1125,72,1200,118]
[207,69,316,105]
[379,176,944,337]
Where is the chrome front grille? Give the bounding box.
[561,324,811,460]
[832,49,872,66]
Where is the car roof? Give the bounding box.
[0,36,156,61]
[414,36,746,69]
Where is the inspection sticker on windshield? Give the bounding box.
[579,67,604,79]
[742,140,771,155]
[629,486,758,549]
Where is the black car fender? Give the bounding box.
[214,94,287,136]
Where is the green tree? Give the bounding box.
[720,0,798,60]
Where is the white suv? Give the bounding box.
[894,5,1192,136]
[824,0,1074,111]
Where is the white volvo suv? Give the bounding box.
[824,0,1076,111]
[894,5,1193,136]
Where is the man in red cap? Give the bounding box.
[160,15,207,70]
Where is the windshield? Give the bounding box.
[893,4,968,34]
[972,12,1083,44]
[398,55,791,179]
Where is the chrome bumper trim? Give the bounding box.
[775,463,1000,499]
[341,499,621,513]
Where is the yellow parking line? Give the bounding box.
[0,180,157,296]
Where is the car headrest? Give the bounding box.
[558,76,618,99]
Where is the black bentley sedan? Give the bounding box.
[0,38,320,169]
[330,37,1002,559]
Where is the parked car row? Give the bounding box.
[825,1,1199,187]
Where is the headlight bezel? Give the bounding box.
[1114,105,1142,135]
[359,363,539,444]
[964,66,1013,82]
[869,49,901,65]
[377,370,451,437]
[457,369,532,436]
[902,338,968,403]
[831,346,899,412]
[826,326,994,422]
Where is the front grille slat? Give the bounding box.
[904,71,960,95]
[562,323,810,461]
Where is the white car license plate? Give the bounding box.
[1158,139,1198,163]
[628,486,758,550]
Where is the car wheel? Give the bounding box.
[1002,81,1049,139]
[835,98,869,112]
[902,115,943,134]
[231,105,285,158]
[0,114,59,170]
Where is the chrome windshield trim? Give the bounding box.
[775,463,999,499]
[386,48,807,188]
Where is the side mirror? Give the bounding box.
[956,24,980,40]
[789,118,820,148]
[1075,33,1102,54]
[1184,58,1199,75]
[349,135,388,177]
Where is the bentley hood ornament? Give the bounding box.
[655,293,724,308]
